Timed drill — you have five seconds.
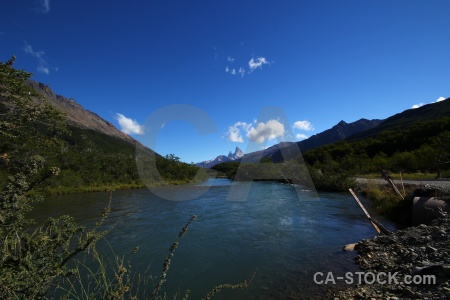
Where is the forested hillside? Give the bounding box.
[303,114,450,177]
[213,101,450,191]
[0,57,208,194]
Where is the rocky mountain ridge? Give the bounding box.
[299,118,383,152]
[198,118,383,167]
[236,118,383,164]
[196,146,244,168]
[27,81,137,145]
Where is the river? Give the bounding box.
[30,179,397,299]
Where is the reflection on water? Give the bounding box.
[30,179,396,299]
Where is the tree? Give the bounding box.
[430,131,450,178]
[0,56,109,298]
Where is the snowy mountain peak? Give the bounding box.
[228,147,244,160]
[196,147,244,168]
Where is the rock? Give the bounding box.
[343,243,357,251]
[336,213,449,299]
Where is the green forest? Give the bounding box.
[213,116,450,191]
[0,57,209,194]
[0,56,216,298]
[302,117,450,177]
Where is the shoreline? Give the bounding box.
[334,214,449,299]
[355,177,450,189]
[37,178,210,195]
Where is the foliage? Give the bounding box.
[211,162,241,179]
[302,118,450,178]
[359,182,413,224]
[156,154,209,183]
[0,58,209,193]
[150,215,197,300]
[213,158,355,192]
[0,56,111,298]
[0,56,251,299]
[308,166,356,192]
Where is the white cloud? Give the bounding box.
[411,103,424,109]
[293,120,314,131]
[37,65,50,75]
[248,57,269,72]
[224,55,271,77]
[238,68,245,77]
[226,127,244,143]
[24,43,45,60]
[225,66,237,75]
[247,119,285,143]
[36,0,50,13]
[296,133,308,140]
[412,96,447,109]
[226,122,251,143]
[115,113,144,135]
[23,42,54,75]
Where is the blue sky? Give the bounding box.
[1,1,450,163]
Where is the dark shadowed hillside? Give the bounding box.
[299,118,383,151]
[235,118,382,163]
[348,98,450,140]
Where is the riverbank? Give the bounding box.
[36,178,211,195]
[355,177,450,189]
[334,214,450,299]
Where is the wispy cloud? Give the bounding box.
[23,42,52,74]
[293,120,314,131]
[115,113,144,135]
[247,120,285,143]
[224,55,271,77]
[225,66,237,75]
[248,57,269,72]
[211,45,219,60]
[436,96,446,102]
[36,0,50,13]
[411,103,424,109]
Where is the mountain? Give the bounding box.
[196,147,244,168]
[27,81,137,145]
[232,118,382,164]
[299,118,383,151]
[1,66,209,192]
[348,98,450,141]
[232,142,295,163]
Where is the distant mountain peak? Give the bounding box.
[196,146,244,168]
[228,146,244,159]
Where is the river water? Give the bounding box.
[30,179,396,299]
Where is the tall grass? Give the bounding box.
[55,215,254,300]
[359,180,414,224]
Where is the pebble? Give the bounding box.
[335,213,449,299]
